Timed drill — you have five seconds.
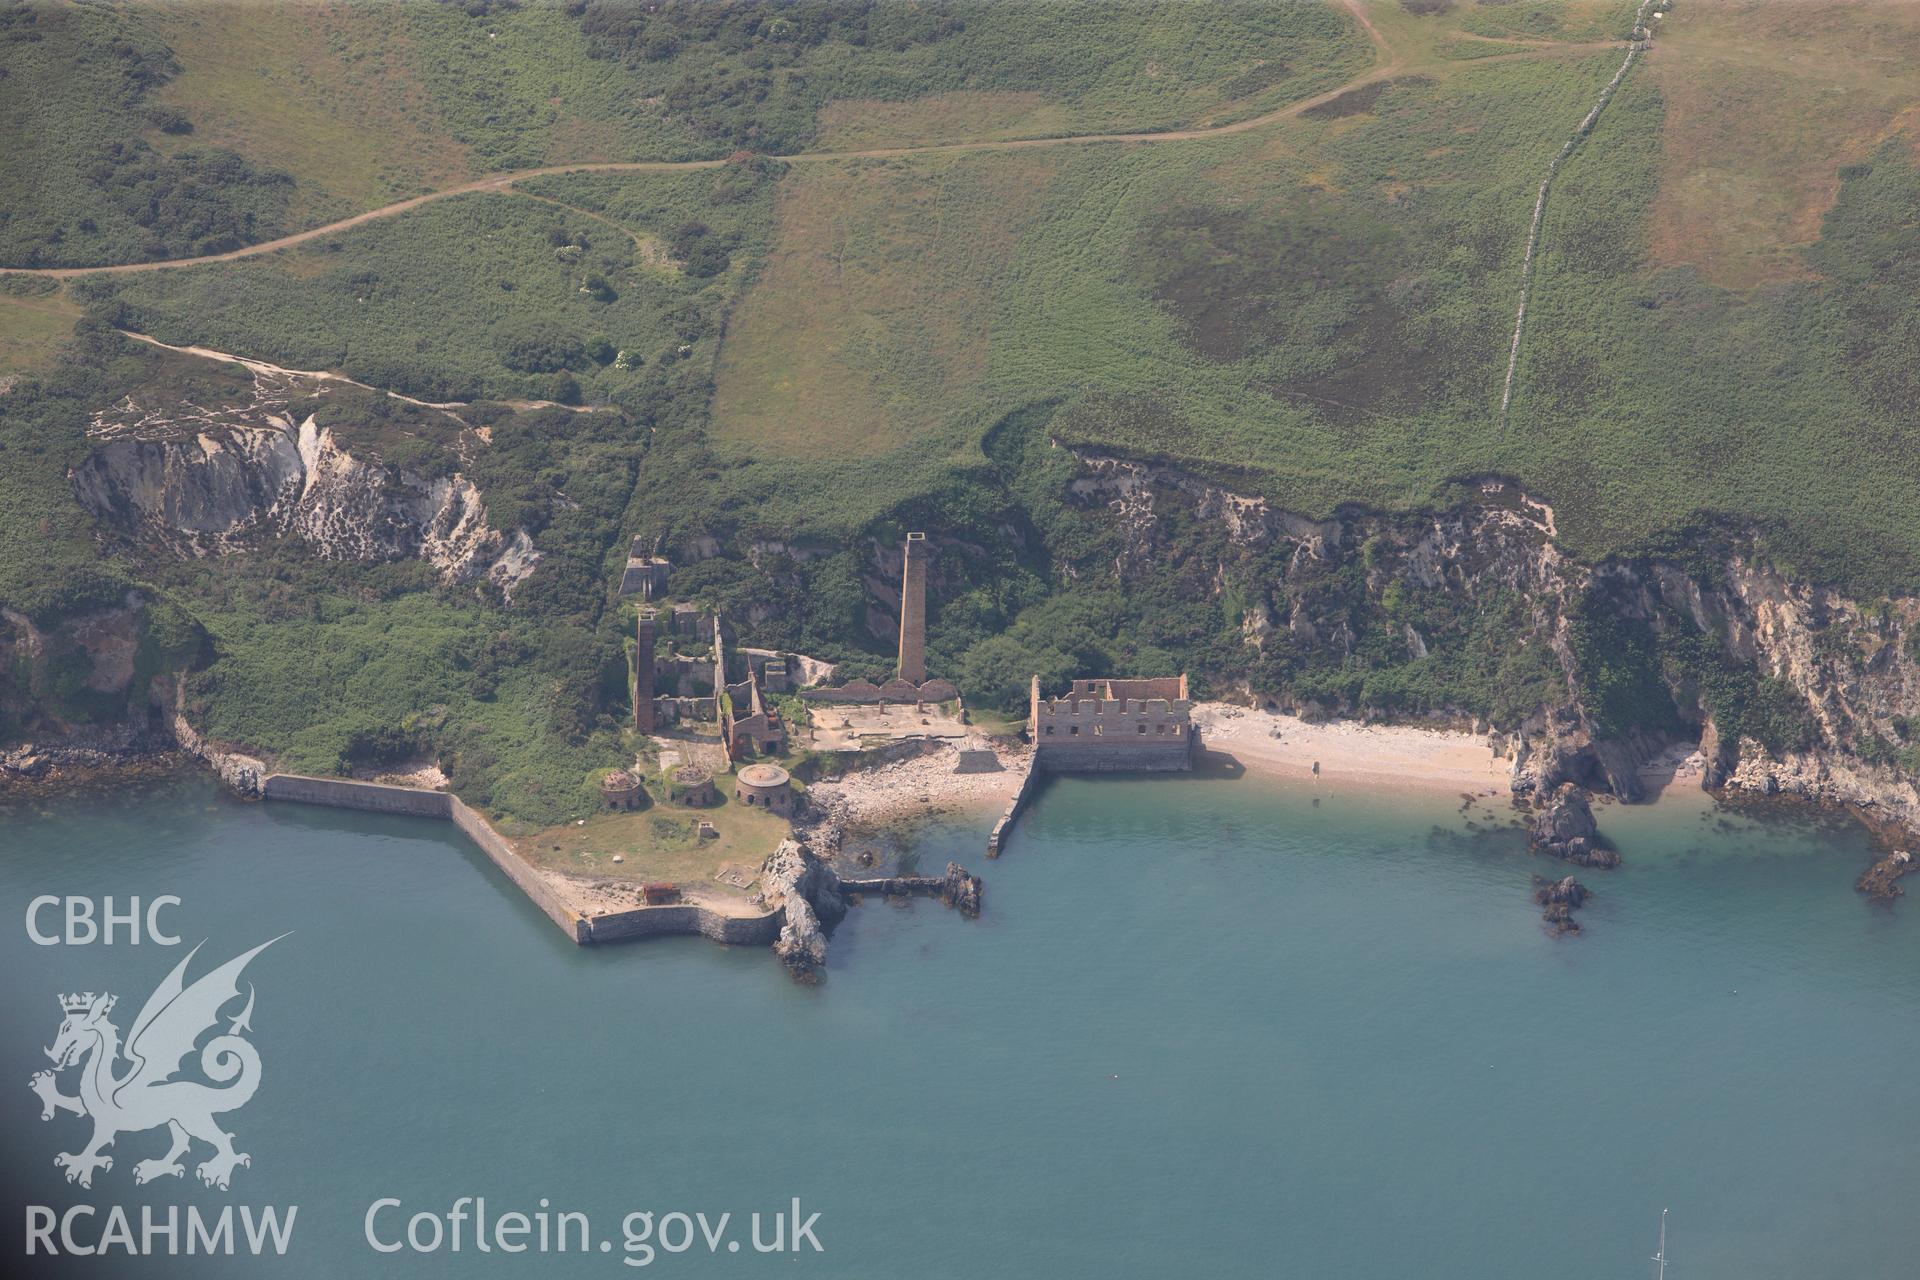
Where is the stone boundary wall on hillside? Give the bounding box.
[259,774,782,948]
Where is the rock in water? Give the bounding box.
[941,861,983,918]
[1532,875,1589,934]
[1857,849,1915,903]
[757,839,847,983]
[1528,783,1620,868]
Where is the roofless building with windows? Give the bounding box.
[1028,675,1197,772]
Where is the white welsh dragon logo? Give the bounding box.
[28,937,283,1191]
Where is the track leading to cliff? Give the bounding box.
[115,330,594,415]
[2,0,1626,281]
[1497,0,1660,435]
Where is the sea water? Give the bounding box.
[2,769,1916,1278]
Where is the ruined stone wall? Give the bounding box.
[266,772,789,948]
[658,695,716,721]
[448,797,586,942]
[1071,676,1187,702]
[987,756,1041,857]
[1034,697,1193,749]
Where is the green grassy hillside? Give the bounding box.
[91,162,778,404]
[1,0,1369,269]
[11,0,1920,820]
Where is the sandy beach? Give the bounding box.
[1191,703,1511,796]
[804,708,1515,860]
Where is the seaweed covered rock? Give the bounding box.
[1533,875,1589,934]
[1858,848,1915,904]
[940,861,983,918]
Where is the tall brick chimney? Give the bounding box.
[635,608,657,733]
[897,532,928,684]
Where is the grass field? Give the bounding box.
[92,164,776,404]
[0,3,297,268]
[1358,0,1638,66]
[699,51,1625,536]
[513,782,790,896]
[807,2,1373,149]
[1644,0,1920,287]
[684,0,1920,595]
[711,149,1064,458]
[1515,54,1920,590]
[0,281,78,381]
[0,0,1372,269]
[143,2,475,226]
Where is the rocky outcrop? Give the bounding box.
[757,838,848,983]
[166,682,265,796]
[0,601,265,797]
[1527,782,1619,868]
[1858,848,1916,903]
[72,366,538,594]
[3,598,176,746]
[940,861,983,918]
[1532,875,1589,933]
[0,735,184,792]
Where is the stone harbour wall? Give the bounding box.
[582,903,781,945]
[987,757,1041,858]
[260,773,787,948]
[262,773,589,941]
[261,773,452,817]
[448,796,587,942]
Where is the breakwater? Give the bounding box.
[259,774,781,948]
[843,861,983,918]
[986,758,1040,858]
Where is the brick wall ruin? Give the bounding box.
[1030,674,1196,772]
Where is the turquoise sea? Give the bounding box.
[2,768,1917,1278]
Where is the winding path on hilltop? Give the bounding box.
[114,330,596,415]
[2,0,1627,281]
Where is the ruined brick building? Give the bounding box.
[1030,675,1197,771]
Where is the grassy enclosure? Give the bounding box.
[513,780,792,897]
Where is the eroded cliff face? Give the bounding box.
[1638,561,1920,832]
[0,595,191,766]
[1060,446,1920,840]
[72,368,539,594]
